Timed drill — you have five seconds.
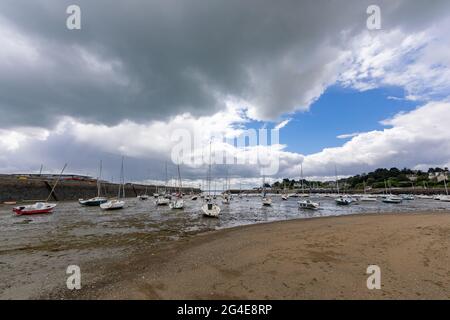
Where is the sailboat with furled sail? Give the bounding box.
[201,141,221,217]
[156,162,170,205]
[100,157,126,210]
[261,172,272,206]
[13,164,67,215]
[170,164,184,209]
[79,160,108,206]
[298,163,320,209]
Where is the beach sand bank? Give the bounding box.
[52,211,450,300]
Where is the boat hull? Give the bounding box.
[201,203,220,217]
[13,202,56,215]
[100,200,125,210]
[79,197,108,206]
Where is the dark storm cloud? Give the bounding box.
[2,0,449,128]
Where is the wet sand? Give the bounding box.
[51,211,450,300]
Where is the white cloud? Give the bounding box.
[303,101,450,176]
[336,132,362,139]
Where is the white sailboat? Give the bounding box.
[100,157,125,210]
[298,199,320,210]
[334,165,353,205]
[13,164,67,215]
[359,181,377,202]
[261,173,272,206]
[298,163,309,198]
[298,164,319,209]
[79,161,108,206]
[222,170,231,204]
[201,141,221,217]
[156,162,170,205]
[381,180,403,204]
[281,180,288,200]
[138,171,150,200]
[170,164,184,209]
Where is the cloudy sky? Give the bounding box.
[1,0,449,188]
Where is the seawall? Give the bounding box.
[0,176,200,202]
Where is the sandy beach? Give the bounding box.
[47,211,450,300]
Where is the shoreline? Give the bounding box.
[45,210,450,300]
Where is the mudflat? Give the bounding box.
[53,211,450,300]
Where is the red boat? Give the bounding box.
[13,202,57,215]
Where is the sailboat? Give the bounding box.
[137,170,150,200]
[281,180,288,200]
[382,180,402,204]
[170,164,184,209]
[13,164,67,215]
[359,181,377,202]
[334,165,353,205]
[156,162,170,205]
[79,161,108,206]
[298,164,319,209]
[201,141,221,217]
[261,173,272,206]
[100,157,125,210]
[222,170,231,204]
[298,163,309,198]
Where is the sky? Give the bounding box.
[0,0,450,188]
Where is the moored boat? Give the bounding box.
[201,201,220,217]
[298,199,320,210]
[80,161,108,206]
[382,196,403,204]
[79,197,108,206]
[335,196,353,205]
[101,157,126,211]
[13,163,67,215]
[100,199,125,210]
[13,202,56,215]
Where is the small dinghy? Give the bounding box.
[13,202,56,215]
[191,195,198,200]
[137,194,150,200]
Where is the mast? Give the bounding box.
[335,165,339,194]
[122,157,125,198]
[118,157,124,199]
[177,164,182,194]
[444,176,449,196]
[46,163,68,202]
[97,160,102,198]
[165,162,168,194]
[301,163,305,195]
[208,140,212,197]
